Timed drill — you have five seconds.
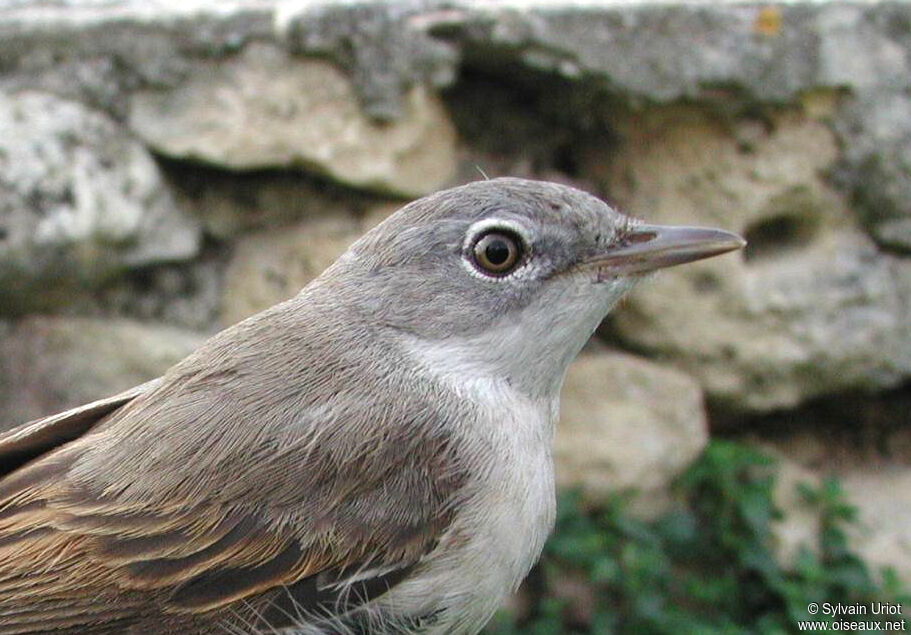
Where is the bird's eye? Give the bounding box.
[472,231,523,276]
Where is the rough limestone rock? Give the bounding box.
[438,2,911,104]
[761,445,911,587]
[220,212,363,327]
[3,0,911,208]
[164,166,392,241]
[282,1,459,121]
[747,395,911,586]
[219,198,401,326]
[765,449,911,588]
[128,43,457,197]
[835,92,911,252]
[96,257,224,331]
[0,316,204,428]
[4,1,909,115]
[594,104,911,413]
[1,2,910,579]
[0,90,200,315]
[841,467,911,586]
[556,351,707,517]
[0,3,278,127]
[766,450,821,567]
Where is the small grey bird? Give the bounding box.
[0,178,743,634]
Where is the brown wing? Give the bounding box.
[0,379,161,478]
[0,308,466,634]
[0,466,418,633]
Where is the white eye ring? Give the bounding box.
[472,231,523,276]
[462,219,532,280]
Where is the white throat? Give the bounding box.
[396,332,560,632]
[400,275,634,399]
[385,276,636,631]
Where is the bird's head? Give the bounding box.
[326,178,744,397]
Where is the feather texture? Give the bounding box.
[0,178,668,634]
[0,288,469,634]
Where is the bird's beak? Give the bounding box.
[586,223,746,277]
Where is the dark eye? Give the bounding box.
[472,231,523,276]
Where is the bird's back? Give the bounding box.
[0,290,470,634]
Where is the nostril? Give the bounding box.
[742,214,818,263]
[626,230,657,245]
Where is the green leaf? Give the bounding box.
[485,441,907,635]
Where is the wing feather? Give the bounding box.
[0,379,161,479]
[0,305,468,633]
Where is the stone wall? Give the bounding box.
[1,0,910,580]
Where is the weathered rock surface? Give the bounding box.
[129,43,457,197]
[0,3,276,120]
[758,436,911,586]
[0,316,204,428]
[221,213,361,326]
[556,351,707,517]
[6,1,904,106]
[595,104,911,413]
[770,453,821,568]
[95,256,225,331]
[282,1,459,121]
[0,90,200,314]
[441,3,911,100]
[841,467,911,586]
[164,165,389,241]
[0,1,910,590]
[219,198,400,326]
[835,92,911,252]
[745,382,911,585]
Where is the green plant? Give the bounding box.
[486,440,908,634]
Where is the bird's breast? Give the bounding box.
[419,375,558,632]
[463,378,558,588]
[392,335,560,632]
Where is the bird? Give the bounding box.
[0,178,744,634]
